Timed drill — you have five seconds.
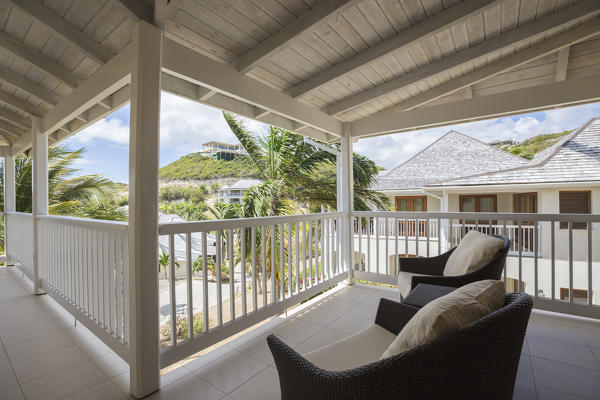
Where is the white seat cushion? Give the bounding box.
[381,280,505,359]
[443,231,504,276]
[397,271,427,299]
[304,324,396,371]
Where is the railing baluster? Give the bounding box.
[394,218,398,274]
[115,231,123,340]
[241,228,247,316]
[271,225,276,304]
[229,229,235,321]
[202,231,209,332]
[302,221,307,288]
[251,227,257,312]
[588,221,593,306]
[308,220,313,288]
[169,234,176,346]
[186,232,193,340]
[296,221,300,293]
[534,221,538,299]
[216,230,223,326]
[518,220,522,293]
[280,223,285,300]
[568,221,573,304]
[375,217,379,274]
[108,232,115,335]
[385,217,389,275]
[103,231,110,330]
[404,218,408,259]
[366,217,371,273]
[288,222,293,294]
[415,218,419,258]
[261,226,267,307]
[426,218,430,257]
[551,221,555,300]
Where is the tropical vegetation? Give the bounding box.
[498,130,571,159]
[159,153,260,181]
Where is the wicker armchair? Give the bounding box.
[268,293,532,400]
[398,234,510,298]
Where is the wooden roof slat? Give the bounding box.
[234,0,360,74]
[286,0,495,99]
[0,89,44,116]
[111,0,153,24]
[0,64,61,105]
[0,106,30,129]
[0,119,25,136]
[324,0,600,115]
[9,0,114,64]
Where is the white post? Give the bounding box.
[338,124,354,283]
[441,191,449,251]
[128,21,161,398]
[3,154,15,263]
[32,116,47,295]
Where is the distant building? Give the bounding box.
[217,179,263,204]
[201,141,247,160]
[489,139,519,147]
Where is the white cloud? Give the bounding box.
[354,102,600,170]
[71,116,129,146]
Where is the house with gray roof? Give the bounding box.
[217,179,264,204]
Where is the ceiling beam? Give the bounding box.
[111,0,153,23]
[0,65,62,105]
[0,107,30,129]
[555,46,570,81]
[326,0,600,115]
[287,0,496,99]
[234,0,359,74]
[351,73,600,138]
[383,20,600,114]
[9,0,114,65]
[0,90,45,116]
[0,31,81,89]
[0,119,25,137]
[163,38,343,136]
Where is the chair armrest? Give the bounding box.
[399,248,455,275]
[374,298,420,335]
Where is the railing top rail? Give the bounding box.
[352,211,600,223]
[159,211,347,235]
[36,214,128,232]
[5,211,34,217]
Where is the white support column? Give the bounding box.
[128,21,162,399]
[3,154,15,263]
[440,191,449,251]
[338,123,354,284]
[31,116,47,294]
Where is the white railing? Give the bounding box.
[5,212,34,270]
[353,211,600,319]
[157,211,345,367]
[37,215,130,361]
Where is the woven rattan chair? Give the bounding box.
[398,234,510,298]
[268,292,532,400]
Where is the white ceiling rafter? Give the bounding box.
[325,0,600,115]
[8,0,114,65]
[234,0,360,74]
[0,90,45,117]
[286,0,497,99]
[111,0,153,23]
[0,107,31,129]
[0,65,62,105]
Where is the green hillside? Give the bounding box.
[498,130,571,160]
[159,153,260,181]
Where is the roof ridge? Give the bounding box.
[426,117,599,187]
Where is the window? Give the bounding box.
[459,194,497,224]
[395,196,427,212]
[513,192,537,214]
[559,191,590,229]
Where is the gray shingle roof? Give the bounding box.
[372,131,526,191]
[428,117,600,187]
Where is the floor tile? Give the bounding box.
[236,333,298,365]
[517,355,534,384]
[21,361,107,400]
[296,305,345,326]
[6,332,74,364]
[229,366,280,400]
[63,380,126,400]
[270,318,322,343]
[527,320,587,346]
[580,327,600,348]
[183,343,234,372]
[293,327,349,355]
[161,365,192,387]
[513,380,537,400]
[532,356,600,399]
[1,384,25,400]
[194,350,267,394]
[91,352,129,379]
[12,345,88,383]
[537,385,588,400]
[148,373,224,400]
[0,364,20,392]
[76,337,114,359]
[528,335,600,370]
[110,371,129,396]
[327,313,372,334]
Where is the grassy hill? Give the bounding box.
[159,153,260,181]
[497,130,571,160]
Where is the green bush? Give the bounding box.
[159,202,208,221]
[159,154,260,181]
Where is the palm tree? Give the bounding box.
[0,145,124,218]
[222,112,390,296]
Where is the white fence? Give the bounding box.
[353,211,600,319]
[157,212,345,367]
[36,215,130,361]
[5,212,34,270]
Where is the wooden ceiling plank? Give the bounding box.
[111,0,153,23]
[0,107,30,129]
[0,31,82,89]
[287,0,496,99]
[0,90,45,116]
[325,0,600,115]
[8,0,114,65]
[234,0,360,74]
[0,119,24,137]
[0,64,61,105]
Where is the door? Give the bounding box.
[395,196,427,236]
[513,193,538,252]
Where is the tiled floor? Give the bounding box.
[1,266,599,400]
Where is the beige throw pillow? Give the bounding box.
[381,280,505,359]
[443,230,504,276]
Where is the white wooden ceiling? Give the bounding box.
[0,0,599,148]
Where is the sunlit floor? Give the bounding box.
[1,266,599,400]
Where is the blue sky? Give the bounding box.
[62,92,600,183]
